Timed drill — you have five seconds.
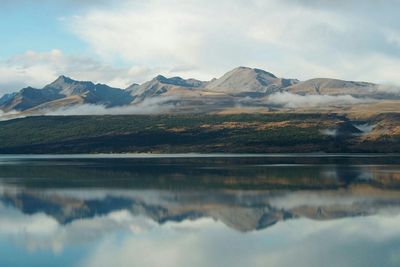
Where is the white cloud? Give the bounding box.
[268,92,371,108]
[66,0,400,85]
[0,96,179,120]
[44,96,180,115]
[0,49,161,95]
[2,0,400,97]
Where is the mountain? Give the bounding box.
[204,67,299,97]
[0,75,133,112]
[130,75,206,102]
[287,78,400,102]
[288,78,378,97]
[0,86,65,112]
[0,92,17,106]
[45,75,134,106]
[0,67,399,114]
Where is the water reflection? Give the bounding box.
[1,155,400,267]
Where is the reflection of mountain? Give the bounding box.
[2,186,400,232]
[1,157,400,232]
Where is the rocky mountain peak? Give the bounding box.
[153,75,204,88]
[205,66,290,95]
[233,66,277,78]
[54,75,74,83]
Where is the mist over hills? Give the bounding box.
[1,66,399,116]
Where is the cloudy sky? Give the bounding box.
[1,0,400,94]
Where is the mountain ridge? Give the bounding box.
[1,66,399,115]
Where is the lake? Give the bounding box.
[1,154,400,267]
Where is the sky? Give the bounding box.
[1,0,400,94]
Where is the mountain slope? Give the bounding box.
[0,76,134,112]
[1,67,400,114]
[286,78,400,100]
[43,75,133,107]
[130,75,206,102]
[0,86,65,112]
[0,92,17,106]
[205,67,299,97]
[0,113,398,153]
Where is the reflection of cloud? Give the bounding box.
[2,184,400,267]
[0,203,58,235]
[253,216,400,267]
[78,215,400,267]
[78,231,202,267]
[0,204,156,253]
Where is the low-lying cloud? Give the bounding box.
[320,129,338,137]
[377,84,400,94]
[46,96,180,116]
[268,92,372,108]
[46,96,178,117]
[0,96,181,121]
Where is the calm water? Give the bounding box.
[1,154,400,267]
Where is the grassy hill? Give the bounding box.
[0,113,398,153]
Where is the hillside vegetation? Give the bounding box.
[0,113,398,153]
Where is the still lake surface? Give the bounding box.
[1,154,400,267]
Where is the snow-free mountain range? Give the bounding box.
[1,66,399,115]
